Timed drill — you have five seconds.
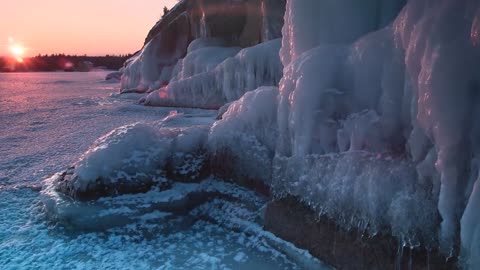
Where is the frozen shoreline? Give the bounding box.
[0,72,323,270]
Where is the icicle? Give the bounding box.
[261,0,269,42]
[408,247,413,270]
[200,11,209,38]
[396,242,404,270]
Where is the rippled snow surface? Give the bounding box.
[0,72,314,270]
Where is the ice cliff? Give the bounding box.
[120,0,285,109]
[273,0,480,267]
[106,0,480,267]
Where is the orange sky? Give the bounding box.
[0,0,178,57]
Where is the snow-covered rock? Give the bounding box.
[53,113,215,200]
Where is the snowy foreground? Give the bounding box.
[117,0,480,268]
[0,72,326,269]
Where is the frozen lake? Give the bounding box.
[0,72,322,269]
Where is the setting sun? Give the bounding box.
[9,45,24,57]
[9,44,25,62]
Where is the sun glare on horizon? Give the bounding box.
[8,38,25,62]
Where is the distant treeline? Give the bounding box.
[0,54,132,72]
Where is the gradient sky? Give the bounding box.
[1,0,178,57]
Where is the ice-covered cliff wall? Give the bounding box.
[121,0,286,103]
[208,0,480,267]
[271,0,480,267]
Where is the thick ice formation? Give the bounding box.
[395,2,480,257]
[169,42,240,83]
[143,39,282,109]
[272,0,480,265]
[280,0,405,66]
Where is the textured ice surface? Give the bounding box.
[0,73,323,270]
[2,187,311,270]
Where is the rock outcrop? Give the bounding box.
[264,197,457,270]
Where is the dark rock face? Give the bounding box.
[264,197,457,270]
[154,13,191,66]
[196,0,249,44]
[210,150,271,197]
[76,61,93,72]
[209,149,272,197]
[105,71,122,81]
[53,167,171,201]
[261,0,286,41]
[145,0,286,48]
